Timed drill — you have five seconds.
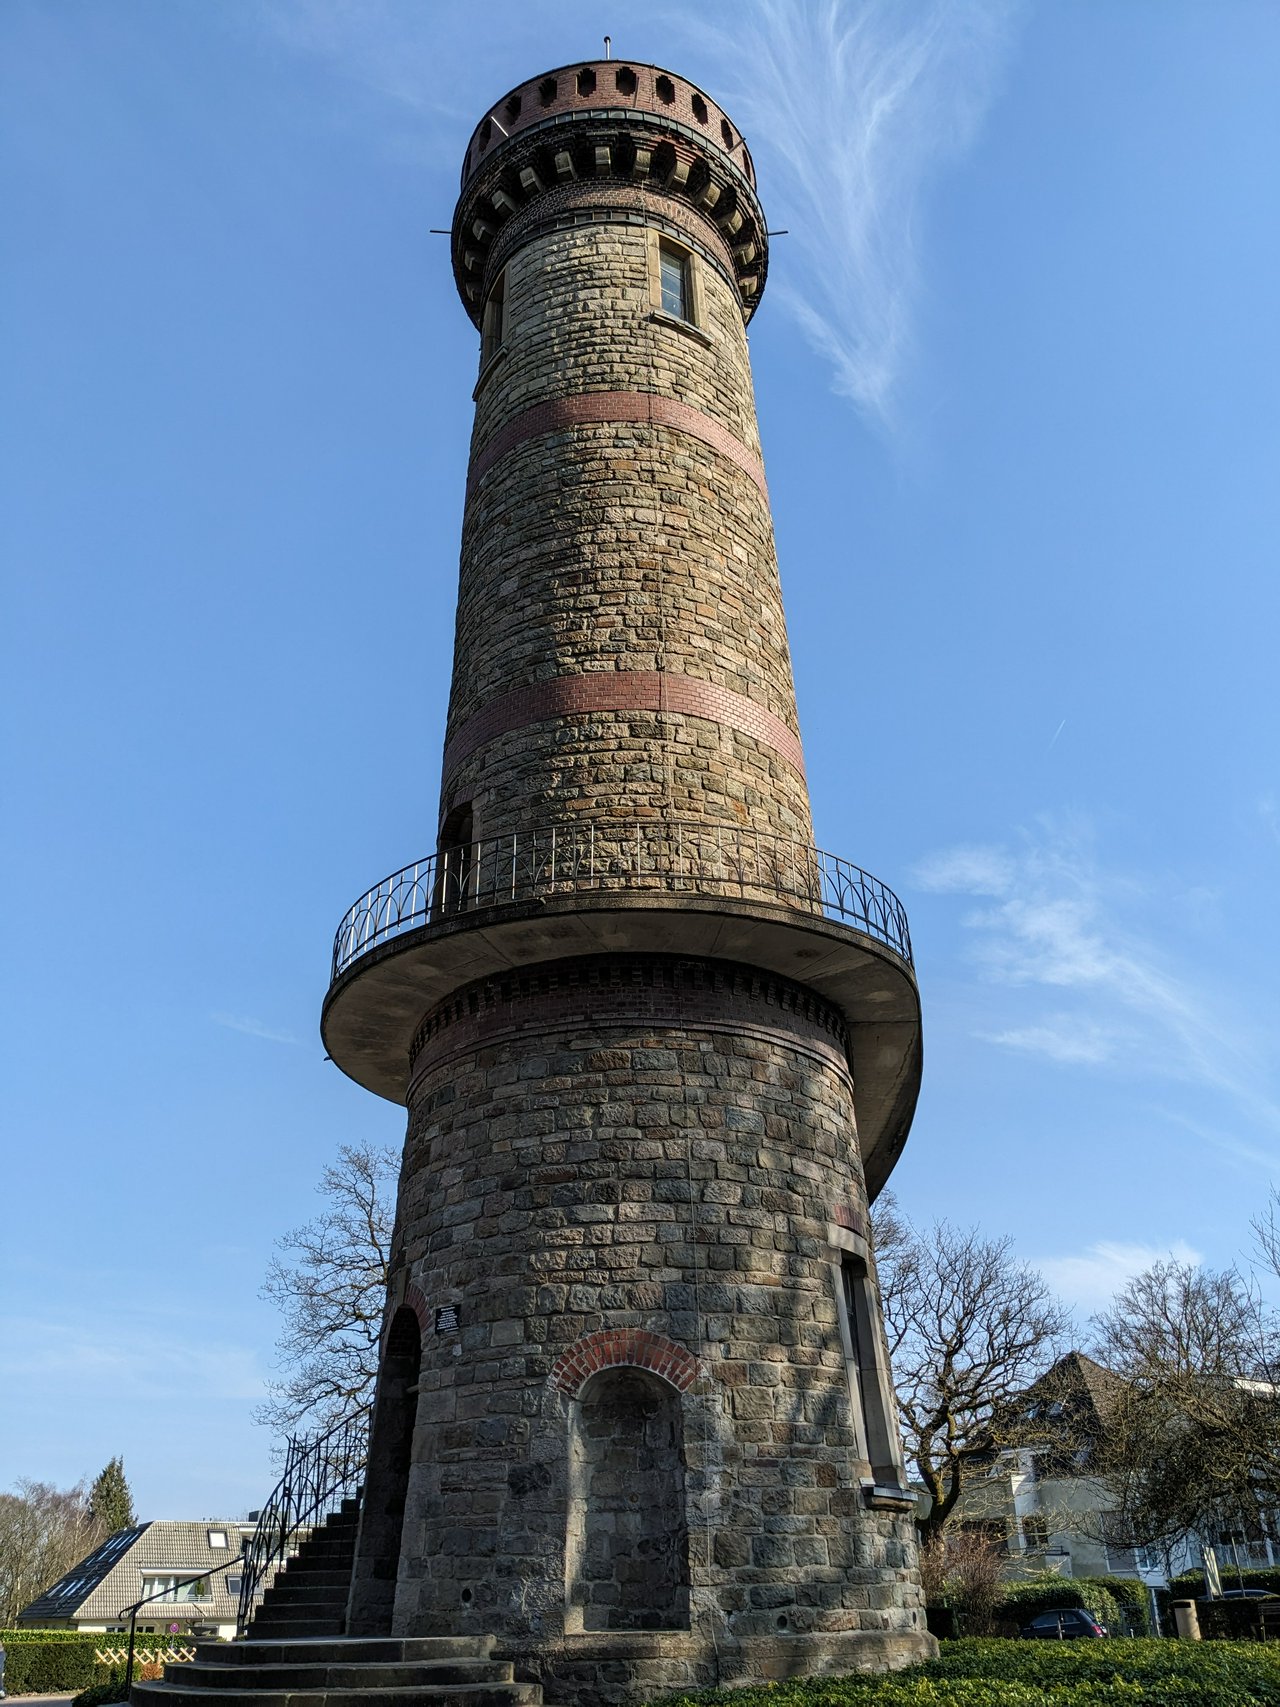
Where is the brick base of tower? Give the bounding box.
[345,956,931,1699]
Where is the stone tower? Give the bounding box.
[323,58,931,1703]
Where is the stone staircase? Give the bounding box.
[130,1635,552,1707]
[244,1497,361,1640]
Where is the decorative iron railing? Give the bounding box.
[331,819,912,980]
[235,1405,371,1638]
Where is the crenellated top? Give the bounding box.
[452,60,768,325]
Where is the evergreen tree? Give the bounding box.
[88,1456,136,1534]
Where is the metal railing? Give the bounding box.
[235,1405,371,1638]
[118,1557,242,1691]
[332,819,912,980]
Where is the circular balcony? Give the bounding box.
[322,819,921,1197]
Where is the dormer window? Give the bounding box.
[207,1529,228,1549]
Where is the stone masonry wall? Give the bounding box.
[384,955,923,1673]
[441,221,812,846]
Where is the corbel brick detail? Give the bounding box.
[467,390,768,499]
[552,1329,699,1398]
[443,669,806,780]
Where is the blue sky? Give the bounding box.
[3,0,1278,1519]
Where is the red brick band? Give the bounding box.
[552,1329,699,1398]
[467,390,769,499]
[443,669,805,780]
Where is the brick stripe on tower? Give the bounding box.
[468,390,769,499]
[443,669,806,780]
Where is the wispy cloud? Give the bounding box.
[1,1315,266,1403]
[707,0,1020,426]
[1039,1239,1203,1313]
[212,1012,298,1046]
[980,1014,1116,1066]
[915,819,1280,1162]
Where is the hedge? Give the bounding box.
[646,1638,1280,1707]
[986,1575,1151,1637]
[1169,1567,1280,1600]
[0,1634,122,1695]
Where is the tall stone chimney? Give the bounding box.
[324,57,931,1703]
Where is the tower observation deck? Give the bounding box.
[325,57,933,1703]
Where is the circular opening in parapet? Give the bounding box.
[776,1614,789,1631]
[461,1588,473,1605]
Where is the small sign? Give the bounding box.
[435,1304,460,1333]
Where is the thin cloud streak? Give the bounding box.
[212,1012,299,1046]
[1039,1239,1202,1313]
[707,0,1020,427]
[915,820,1280,1162]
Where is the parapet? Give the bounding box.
[451,60,768,325]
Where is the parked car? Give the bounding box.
[1020,1608,1110,1639]
[1213,1588,1280,1600]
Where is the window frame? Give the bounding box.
[647,230,704,330]
[828,1223,907,1488]
[480,269,506,369]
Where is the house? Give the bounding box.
[959,1351,1280,1589]
[18,1521,254,1639]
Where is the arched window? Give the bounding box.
[435,802,474,915]
[565,1368,690,1631]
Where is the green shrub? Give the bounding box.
[71,1681,130,1707]
[0,1635,125,1694]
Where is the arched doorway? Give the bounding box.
[347,1306,420,1635]
[565,1367,690,1632]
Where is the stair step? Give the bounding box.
[275,1570,354,1588]
[241,1621,346,1639]
[136,1686,541,1707]
[195,1639,497,1666]
[259,1584,351,1597]
[180,1663,514,1690]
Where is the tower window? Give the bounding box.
[659,243,691,321]
[577,67,596,97]
[834,1247,905,1484]
[481,270,506,366]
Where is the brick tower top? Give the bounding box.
[452,60,768,325]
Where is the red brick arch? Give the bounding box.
[552,1329,699,1398]
[386,1281,431,1346]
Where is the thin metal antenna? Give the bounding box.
[429,229,450,235]
[604,35,611,59]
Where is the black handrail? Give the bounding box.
[119,1556,242,1691]
[235,1405,371,1638]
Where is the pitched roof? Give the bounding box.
[19,1522,251,1625]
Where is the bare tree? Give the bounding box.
[871,1193,1069,1546]
[257,1140,399,1436]
[1092,1258,1280,1553]
[0,1479,102,1626]
[1252,1187,1280,1286]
